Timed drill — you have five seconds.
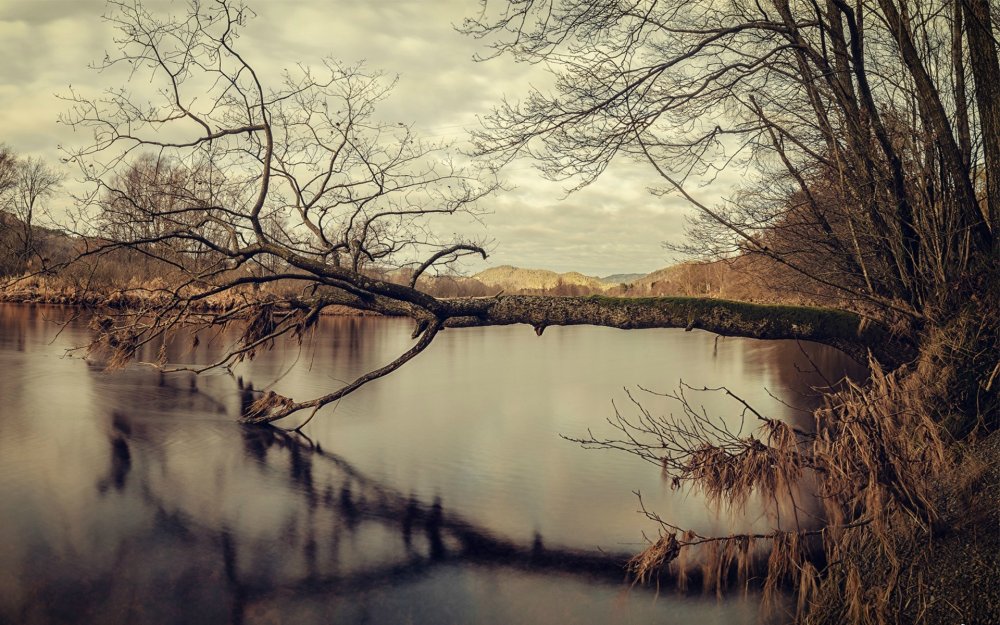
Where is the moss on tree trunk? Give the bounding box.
[440,294,913,366]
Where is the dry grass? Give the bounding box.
[590,342,981,623]
[246,390,296,422]
[627,532,680,587]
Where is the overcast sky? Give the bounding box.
[0,0,709,277]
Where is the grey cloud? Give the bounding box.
[0,0,712,276]
[1,0,105,24]
[452,160,695,276]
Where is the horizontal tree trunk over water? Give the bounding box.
[436,295,910,366]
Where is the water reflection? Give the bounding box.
[95,413,132,494]
[0,304,864,624]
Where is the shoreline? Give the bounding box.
[0,287,382,317]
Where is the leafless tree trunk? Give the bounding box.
[964,0,1000,236]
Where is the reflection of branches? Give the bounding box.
[96,412,133,494]
[205,427,660,621]
[252,426,634,574]
[103,410,648,608]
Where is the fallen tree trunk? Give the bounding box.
[438,294,910,366]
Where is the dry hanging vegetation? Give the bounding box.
[582,357,958,622]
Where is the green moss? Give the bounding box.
[582,294,866,338]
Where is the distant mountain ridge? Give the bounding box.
[461,260,812,304]
[472,265,626,293]
[599,273,646,284]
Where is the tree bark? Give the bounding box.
[436,295,909,366]
[953,0,973,171]
[964,0,1000,239]
[877,0,993,253]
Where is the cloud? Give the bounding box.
[0,0,721,276]
[446,158,697,276]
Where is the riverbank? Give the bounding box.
[808,430,1000,624]
[0,277,380,316]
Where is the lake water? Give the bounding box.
[0,303,864,624]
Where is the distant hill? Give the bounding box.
[621,258,832,305]
[472,265,612,293]
[599,273,646,284]
[628,261,736,297]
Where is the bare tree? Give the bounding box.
[0,145,19,275]
[457,1,1000,621]
[2,155,62,269]
[0,145,15,197]
[95,154,245,280]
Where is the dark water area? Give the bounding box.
[0,303,865,624]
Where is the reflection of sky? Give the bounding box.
[0,305,853,623]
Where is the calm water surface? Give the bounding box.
[0,303,864,624]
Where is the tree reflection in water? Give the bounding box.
[81,407,642,624]
[1,306,807,624]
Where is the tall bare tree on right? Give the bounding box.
[465,0,997,315]
[463,1,1000,622]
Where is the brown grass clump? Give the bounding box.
[245,390,296,423]
[680,419,805,514]
[627,532,680,587]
